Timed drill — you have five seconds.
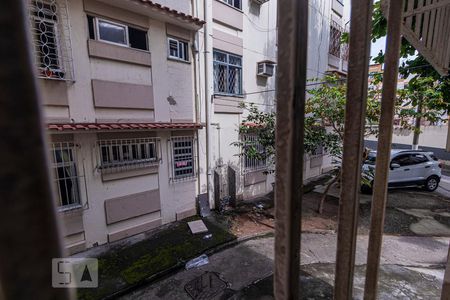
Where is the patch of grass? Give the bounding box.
[77,217,236,300]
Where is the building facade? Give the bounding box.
[30,0,206,254]
[200,0,349,205]
[30,0,348,254]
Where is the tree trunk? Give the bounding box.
[412,100,423,150]
[318,172,340,215]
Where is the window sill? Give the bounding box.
[101,165,159,181]
[58,204,83,213]
[88,39,151,67]
[167,56,191,64]
[214,93,245,99]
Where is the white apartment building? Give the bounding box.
[30,0,348,254]
[30,0,205,254]
[200,0,349,205]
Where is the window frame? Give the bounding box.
[95,17,130,48]
[167,37,189,62]
[213,49,243,96]
[221,0,242,10]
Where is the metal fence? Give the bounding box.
[97,137,161,174]
[169,136,197,182]
[242,134,267,173]
[49,142,81,209]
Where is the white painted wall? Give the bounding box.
[39,0,201,250]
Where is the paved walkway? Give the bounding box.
[119,234,450,299]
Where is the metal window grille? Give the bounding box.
[213,50,242,96]
[97,138,160,174]
[242,134,267,173]
[50,142,81,208]
[29,0,74,81]
[329,20,343,58]
[167,37,189,61]
[221,0,241,9]
[170,136,196,182]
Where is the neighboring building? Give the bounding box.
[30,0,349,254]
[29,0,205,254]
[199,0,349,206]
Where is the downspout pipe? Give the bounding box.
[204,0,214,208]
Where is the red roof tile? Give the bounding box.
[47,122,204,132]
[131,0,205,26]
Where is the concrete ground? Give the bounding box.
[119,234,450,299]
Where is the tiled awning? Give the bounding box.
[48,122,203,132]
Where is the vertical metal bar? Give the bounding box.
[0,0,70,299]
[442,244,450,300]
[274,0,308,298]
[363,1,404,299]
[334,0,374,299]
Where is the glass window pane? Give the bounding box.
[169,39,178,57]
[98,20,127,45]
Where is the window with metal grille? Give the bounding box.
[50,142,81,208]
[221,0,242,9]
[242,134,267,172]
[29,0,74,80]
[329,21,342,57]
[97,138,159,173]
[167,37,189,61]
[171,136,196,181]
[213,50,242,96]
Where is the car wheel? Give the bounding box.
[361,183,373,194]
[424,176,439,192]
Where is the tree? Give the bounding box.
[370,0,449,148]
[235,75,381,213]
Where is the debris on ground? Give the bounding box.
[203,234,213,240]
[185,254,209,270]
[188,220,208,234]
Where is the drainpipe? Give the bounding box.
[204,0,214,208]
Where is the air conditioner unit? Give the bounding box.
[252,0,270,5]
[257,61,275,77]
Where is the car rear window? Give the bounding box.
[430,154,438,161]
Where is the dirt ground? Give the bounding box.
[223,183,450,238]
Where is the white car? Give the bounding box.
[362,149,442,193]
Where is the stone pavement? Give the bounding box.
[119,234,450,299]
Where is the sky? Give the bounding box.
[343,0,387,63]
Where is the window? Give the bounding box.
[329,21,342,57]
[213,50,242,96]
[98,138,159,173]
[171,136,196,181]
[87,16,148,51]
[50,143,81,208]
[242,134,266,172]
[31,0,64,78]
[167,38,189,61]
[97,19,128,46]
[391,153,429,167]
[222,0,242,9]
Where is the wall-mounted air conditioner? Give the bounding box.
[257,61,275,77]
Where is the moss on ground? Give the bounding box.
[77,217,236,300]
